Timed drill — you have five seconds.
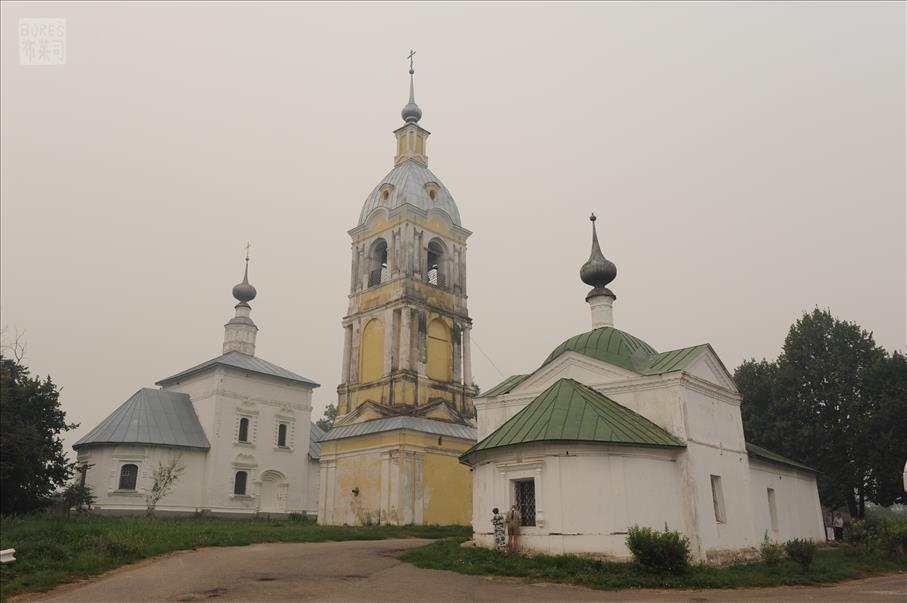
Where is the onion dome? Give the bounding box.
[232,258,256,304]
[580,213,617,299]
[401,67,422,124]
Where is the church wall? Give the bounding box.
[469,444,685,558]
[77,445,208,513]
[164,367,316,515]
[747,460,825,544]
[318,431,473,526]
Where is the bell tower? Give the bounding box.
[318,56,478,527]
[336,59,476,426]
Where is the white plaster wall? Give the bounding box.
[748,460,825,543]
[163,365,316,515]
[77,445,208,513]
[305,456,320,516]
[470,444,685,558]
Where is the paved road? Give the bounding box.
[21,539,907,603]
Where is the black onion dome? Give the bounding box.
[580,213,617,295]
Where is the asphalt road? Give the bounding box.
[20,539,907,603]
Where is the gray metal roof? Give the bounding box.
[319,416,477,443]
[74,388,210,450]
[359,160,461,226]
[309,422,325,460]
[156,351,319,387]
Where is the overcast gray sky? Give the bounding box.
[2,2,904,454]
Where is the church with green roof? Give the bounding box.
[461,216,825,563]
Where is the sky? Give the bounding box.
[1,2,904,456]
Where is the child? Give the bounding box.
[491,507,506,551]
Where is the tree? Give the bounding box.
[734,308,907,517]
[0,353,75,515]
[316,403,338,431]
[146,455,184,514]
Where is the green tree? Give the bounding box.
[0,354,76,514]
[316,403,338,431]
[734,309,906,517]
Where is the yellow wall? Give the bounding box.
[427,318,452,381]
[359,318,384,383]
[423,452,473,525]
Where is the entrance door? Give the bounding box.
[259,470,288,513]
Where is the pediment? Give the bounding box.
[509,352,639,397]
[334,400,399,426]
[410,399,469,424]
[684,345,738,393]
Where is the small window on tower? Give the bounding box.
[429,189,436,201]
[382,189,389,201]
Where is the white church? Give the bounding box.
[461,216,826,563]
[74,259,323,517]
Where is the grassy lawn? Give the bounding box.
[0,515,470,601]
[399,538,906,590]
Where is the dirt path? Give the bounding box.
[19,539,907,602]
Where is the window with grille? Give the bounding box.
[514,479,536,527]
[118,464,138,491]
[234,471,248,495]
[277,423,288,447]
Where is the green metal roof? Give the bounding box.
[460,378,684,464]
[640,344,709,375]
[479,374,529,398]
[746,443,817,473]
[543,327,657,373]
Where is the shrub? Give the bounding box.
[626,525,691,574]
[784,539,816,571]
[844,519,875,555]
[876,517,907,560]
[759,532,784,568]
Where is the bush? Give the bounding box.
[844,519,875,555]
[626,525,691,574]
[760,532,784,568]
[876,517,907,560]
[785,539,816,571]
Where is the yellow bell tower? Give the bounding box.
[317,55,477,526]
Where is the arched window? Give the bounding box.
[238,417,249,442]
[427,318,453,382]
[427,239,446,288]
[359,318,384,382]
[234,471,248,496]
[118,464,138,491]
[277,423,288,447]
[368,238,389,288]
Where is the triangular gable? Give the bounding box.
[678,344,737,392]
[333,400,399,426]
[410,399,470,424]
[508,351,638,398]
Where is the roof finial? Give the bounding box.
[232,243,257,305]
[402,49,422,124]
[580,213,617,296]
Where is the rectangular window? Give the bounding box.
[513,479,536,527]
[234,471,247,495]
[767,488,778,532]
[710,475,726,524]
[238,417,250,442]
[277,423,288,447]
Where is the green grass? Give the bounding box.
[0,514,470,601]
[399,538,906,590]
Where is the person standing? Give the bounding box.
[506,504,522,552]
[833,511,845,542]
[491,507,506,552]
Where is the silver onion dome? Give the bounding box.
[580,213,617,298]
[232,261,257,304]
